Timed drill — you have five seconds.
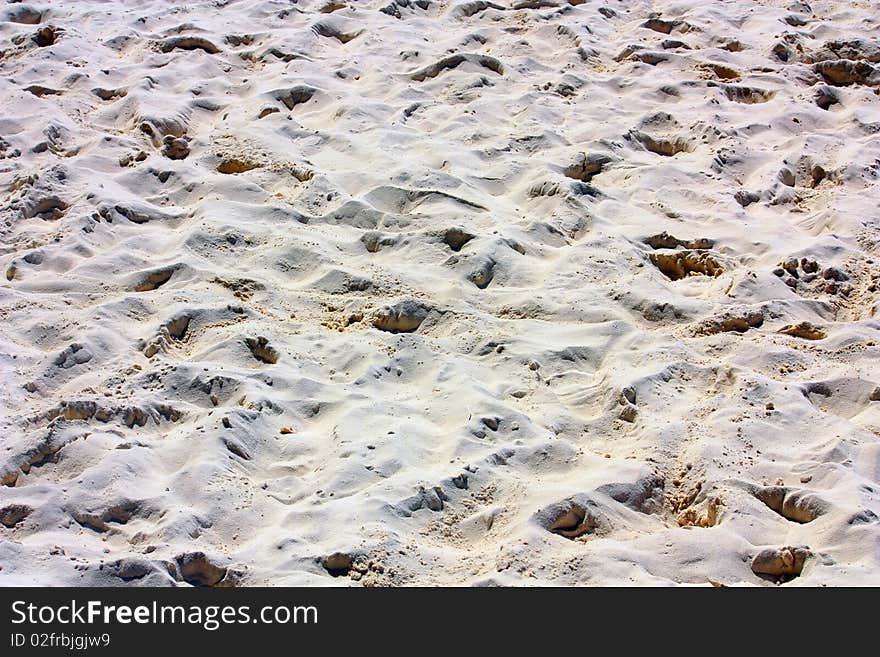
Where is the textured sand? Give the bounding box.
[1,0,879,586]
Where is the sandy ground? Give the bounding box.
[1,0,879,587]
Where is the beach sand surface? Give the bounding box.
[1,0,879,586]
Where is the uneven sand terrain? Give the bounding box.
[1,0,879,586]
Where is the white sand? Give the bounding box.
[1,0,879,586]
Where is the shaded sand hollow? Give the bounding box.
[1,0,879,586]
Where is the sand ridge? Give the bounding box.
[0,0,879,586]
